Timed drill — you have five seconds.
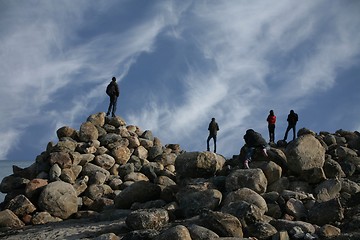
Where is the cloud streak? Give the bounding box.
[1,1,359,160]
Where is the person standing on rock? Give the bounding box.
[266,110,276,143]
[106,77,120,117]
[243,129,269,169]
[207,117,219,153]
[283,110,298,141]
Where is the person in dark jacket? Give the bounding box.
[207,118,219,153]
[267,110,276,143]
[106,77,120,117]
[243,129,269,169]
[283,110,298,141]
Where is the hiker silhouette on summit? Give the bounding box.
[106,77,120,117]
[266,110,276,143]
[207,118,219,153]
[283,110,298,141]
[243,129,269,169]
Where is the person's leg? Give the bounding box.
[269,125,275,142]
[244,147,254,169]
[207,135,211,151]
[111,96,117,117]
[284,125,291,141]
[292,125,296,141]
[213,135,217,153]
[107,97,113,116]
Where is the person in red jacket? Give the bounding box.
[266,110,276,143]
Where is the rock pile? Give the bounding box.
[0,112,360,240]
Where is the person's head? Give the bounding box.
[246,129,254,134]
[112,77,116,82]
[212,117,215,121]
[290,110,294,114]
[269,110,274,115]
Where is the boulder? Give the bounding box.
[6,194,36,217]
[125,208,169,230]
[175,152,225,179]
[270,219,316,234]
[31,211,62,225]
[246,222,277,240]
[56,126,78,140]
[114,181,161,209]
[314,179,341,202]
[176,188,222,218]
[318,224,341,239]
[323,158,346,178]
[48,152,73,169]
[38,181,78,219]
[154,225,191,240]
[0,209,25,228]
[285,198,307,220]
[94,154,116,170]
[79,121,98,142]
[112,145,131,165]
[0,175,29,193]
[87,112,105,127]
[225,169,267,194]
[286,134,325,176]
[106,116,126,128]
[221,200,264,227]
[307,198,344,226]
[187,224,219,239]
[198,210,243,238]
[250,160,282,185]
[25,178,48,200]
[222,188,268,214]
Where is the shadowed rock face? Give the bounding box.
[1,113,360,240]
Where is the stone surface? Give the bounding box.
[38,181,78,219]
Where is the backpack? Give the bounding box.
[106,83,114,96]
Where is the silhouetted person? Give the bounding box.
[106,77,120,117]
[243,129,269,169]
[207,118,219,153]
[283,110,298,141]
[267,110,276,143]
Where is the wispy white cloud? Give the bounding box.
[1,1,360,160]
[127,0,360,156]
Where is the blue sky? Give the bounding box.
[1,0,360,161]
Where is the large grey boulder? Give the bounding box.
[307,198,344,226]
[38,181,78,219]
[286,134,326,180]
[125,208,169,230]
[187,224,219,239]
[114,181,161,209]
[314,179,341,202]
[246,222,277,240]
[198,210,243,238]
[250,160,282,185]
[154,225,191,240]
[221,200,264,228]
[225,169,267,194]
[0,209,25,228]
[79,121,98,142]
[270,219,316,234]
[87,112,105,127]
[222,188,268,214]
[175,152,225,179]
[6,194,36,217]
[176,188,222,218]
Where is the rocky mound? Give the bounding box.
[0,112,360,240]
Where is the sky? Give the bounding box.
[0,0,360,161]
